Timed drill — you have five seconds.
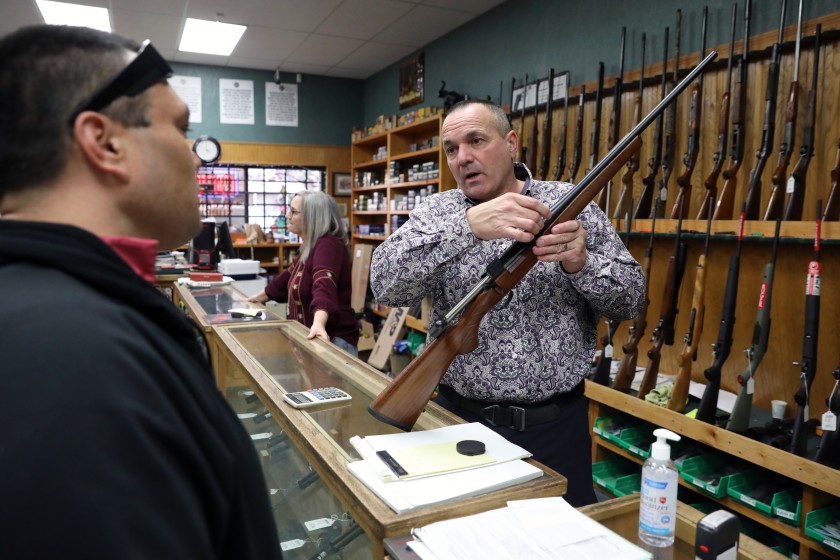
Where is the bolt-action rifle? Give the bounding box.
[783,25,821,221]
[653,10,681,220]
[696,204,746,424]
[814,365,840,467]
[368,53,718,430]
[765,0,803,221]
[586,63,605,177]
[714,0,751,220]
[568,85,585,183]
[672,6,708,220]
[824,140,840,221]
[519,74,528,163]
[527,86,539,173]
[615,32,645,220]
[599,27,626,215]
[539,68,555,180]
[697,3,737,220]
[727,218,782,433]
[668,203,713,412]
[635,28,668,220]
[743,0,786,220]
[637,194,687,400]
[790,200,822,456]
[552,71,570,182]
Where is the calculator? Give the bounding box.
[283,387,352,408]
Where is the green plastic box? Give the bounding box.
[679,453,742,498]
[592,459,638,494]
[805,503,840,553]
[592,414,636,447]
[726,470,777,516]
[772,487,803,526]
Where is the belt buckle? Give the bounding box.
[481,404,527,431]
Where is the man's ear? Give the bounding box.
[505,129,519,161]
[71,112,130,183]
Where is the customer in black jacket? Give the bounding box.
[0,25,282,559]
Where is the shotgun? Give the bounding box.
[615,33,645,221]
[765,0,803,220]
[586,63,605,177]
[783,24,821,222]
[519,74,528,163]
[527,87,539,173]
[824,140,840,221]
[568,85,586,183]
[368,52,718,430]
[790,200,822,456]
[653,10,681,220]
[697,3,737,220]
[696,204,746,424]
[814,364,840,467]
[726,218,782,433]
[635,28,668,220]
[672,6,708,220]
[539,69,555,180]
[552,71,570,182]
[743,0,786,220]
[668,203,713,412]
[598,26,626,215]
[508,76,516,117]
[714,0,750,220]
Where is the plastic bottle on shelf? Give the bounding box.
[639,428,681,548]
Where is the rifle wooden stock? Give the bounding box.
[765,77,800,220]
[714,164,741,220]
[696,88,728,219]
[569,86,585,183]
[527,103,539,173]
[824,140,840,221]
[672,84,701,220]
[668,253,707,412]
[637,255,677,399]
[552,121,567,182]
[613,295,648,392]
[369,137,641,430]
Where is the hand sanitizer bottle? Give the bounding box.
[639,428,681,547]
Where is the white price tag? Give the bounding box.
[280,539,306,551]
[304,517,336,531]
[804,405,809,420]
[604,344,614,358]
[786,176,796,194]
[822,411,837,432]
[250,432,272,441]
[269,488,279,495]
[237,412,257,419]
[746,377,755,395]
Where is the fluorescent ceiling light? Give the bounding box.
[179,18,246,56]
[35,0,111,32]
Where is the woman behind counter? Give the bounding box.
[249,191,359,356]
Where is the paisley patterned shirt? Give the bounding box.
[370,164,644,403]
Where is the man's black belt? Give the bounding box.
[438,383,584,431]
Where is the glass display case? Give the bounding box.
[212,321,567,559]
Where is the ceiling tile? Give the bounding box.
[315,0,414,40]
[232,25,309,61]
[285,33,366,66]
[374,4,474,47]
[112,9,183,51]
[185,0,342,32]
[339,41,416,71]
[421,0,505,16]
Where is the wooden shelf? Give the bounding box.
[390,146,440,162]
[388,178,441,189]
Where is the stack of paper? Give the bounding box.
[407,497,652,560]
[346,423,542,514]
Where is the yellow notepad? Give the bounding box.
[388,441,496,479]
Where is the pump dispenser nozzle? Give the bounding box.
[650,428,681,460]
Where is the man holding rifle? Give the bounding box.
[371,99,645,506]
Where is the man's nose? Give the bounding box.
[455,145,474,166]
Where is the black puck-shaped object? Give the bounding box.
[456,439,485,456]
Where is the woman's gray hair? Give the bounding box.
[295,190,349,262]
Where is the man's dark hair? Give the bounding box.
[0,25,150,197]
[444,98,512,137]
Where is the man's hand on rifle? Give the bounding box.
[465,192,551,243]
[534,219,587,273]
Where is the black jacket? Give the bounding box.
[0,220,282,559]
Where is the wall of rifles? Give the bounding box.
[511,4,839,439]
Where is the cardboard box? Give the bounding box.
[189,271,223,282]
[389,352,411,376]
[368,306,409,371]
[357,319,376,352]
[351,243,374,313]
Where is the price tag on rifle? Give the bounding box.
[786,177,796,194]
[604,344,613,358]
[823,412,837,432]
[305,517,336,531]
[281,539,306,551]
[747,377,755,395]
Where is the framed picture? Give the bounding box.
[399,52,424,109]
[333,172,352,196]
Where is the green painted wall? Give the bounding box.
[170,63,363,146]
[362,0,837,126]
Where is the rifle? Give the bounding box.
[714,0,751,220]
[509,77,516,117]
[783,24,821,222]
[790,200,822,456]
[367,52,718,430]
[539,69,555,180]
[615,33,645,221]
[527,86,539,173]
[653,10,681,220]
[672,6,708,220]
[814,365,840,467]
[726,218,782,433]
[586,63,605,176]
[636,194,687,400]
[598,27,626,215]
[824,140,840,221]
[668,204,713,412]
[552,71,570,182]
[697,3,737,220]
[765,0,803,221]
[569,85,586,183]
[635,28,668,220]
[696,204,746,424]
[519,74,528,163]
[612,209,655,393]
[591,208,632,386]
[743,0,786,220]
